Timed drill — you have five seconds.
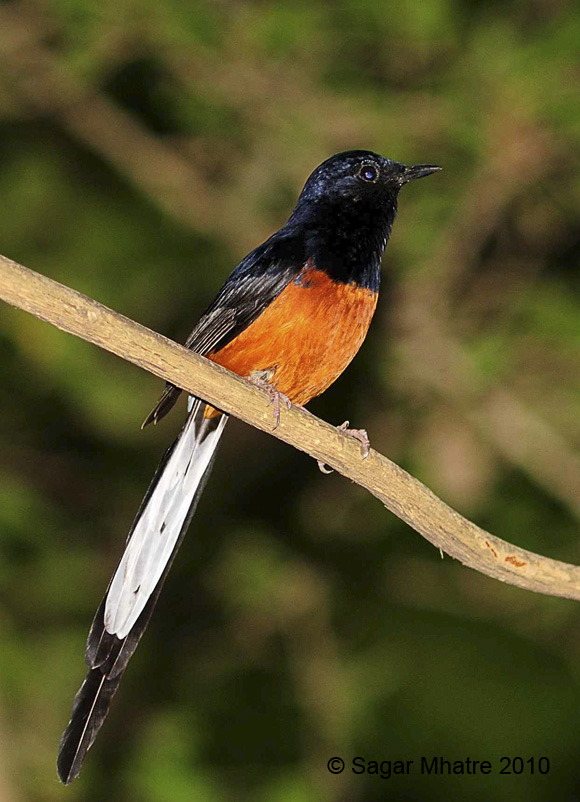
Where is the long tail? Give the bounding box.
[57,399,228,784]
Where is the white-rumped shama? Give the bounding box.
[57,150,440,783]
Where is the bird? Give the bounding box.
[57,150,440,784]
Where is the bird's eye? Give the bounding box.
[358,162,379,183]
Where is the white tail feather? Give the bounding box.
[104,400,227,639]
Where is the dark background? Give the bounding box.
[1,1,580,800]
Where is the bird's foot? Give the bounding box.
[249,373,292,429]
[338,420,371,458]
[317,420,371,474]
[317,459,333,474]
[269,389,292,429]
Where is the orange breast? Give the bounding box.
[207,266,378,408]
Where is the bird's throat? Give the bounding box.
[305,195,397,291]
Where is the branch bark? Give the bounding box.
[1,252,580,602]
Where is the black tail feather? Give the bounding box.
[141,382,183,428]
[57,661,123,784]
[57,564,171,784]
[57,409,226,784]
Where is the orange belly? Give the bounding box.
[206,266,378,412]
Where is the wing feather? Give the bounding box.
[144,231,306,426]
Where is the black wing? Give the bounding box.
[143,230,306,426]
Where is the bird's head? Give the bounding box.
[297,149,441,209]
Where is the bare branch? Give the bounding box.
[1,252,580,602]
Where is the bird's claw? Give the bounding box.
[268,389,292,429]
[317,460,333,474]
[338,420,370,458]
[249,373,291,429]
[318,420,370,474]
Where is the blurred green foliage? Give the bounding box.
[1,0,580,800]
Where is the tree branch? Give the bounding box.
[1,252,580,602]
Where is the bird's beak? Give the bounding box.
[401,164,442,184]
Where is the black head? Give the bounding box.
[283,149,440,291]
[296,149,441,208]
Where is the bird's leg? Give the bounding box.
[249,369,292,429]
[338,420,371,457]
[317,420,371,474]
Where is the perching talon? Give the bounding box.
[269,388,292,429]
[249,372,292,428]
[338,420,370,458]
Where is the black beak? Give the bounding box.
[401,164,442,184]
